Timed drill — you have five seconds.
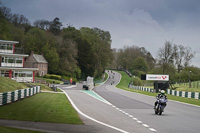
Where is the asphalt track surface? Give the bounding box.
[61,71,200,133]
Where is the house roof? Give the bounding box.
[33,54,48,63]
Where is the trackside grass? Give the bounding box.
[0,77,28,93]
[0,126,43,133]
[0,77,54,93]
[115,71,200,106]
[0,93,83,124]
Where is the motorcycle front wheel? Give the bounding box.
[159,107,163,115]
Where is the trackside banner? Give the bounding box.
[146,74,169,81]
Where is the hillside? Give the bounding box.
[0,77,28,93]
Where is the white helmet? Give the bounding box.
[161,90,165,94]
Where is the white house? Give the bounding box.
[0,40,38,82]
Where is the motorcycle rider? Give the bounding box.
[154,90,167,109]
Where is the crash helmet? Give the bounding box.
[160,90,165,95]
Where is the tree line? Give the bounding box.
[0,4,113,79]
[110,41,199,83]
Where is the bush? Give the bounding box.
[133,76,143,86]
[44,74,50,79]
[132,70,145,78]
[50,75,61,80]
[61,76,77,82]
[44,74,61,80]
[62,76,70,81]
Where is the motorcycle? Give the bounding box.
[154,97,168,115]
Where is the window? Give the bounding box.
[2,57,4,63]
[7,44,13,50]
[14,71,33,77]
[5,57,8,63]
[0,70,10,77]
[8,57,14,63]
[15,57,23,63]
[0,43,13,50]
[1,56,23,64]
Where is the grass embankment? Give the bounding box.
[0,126,43,133]
[0,93,83,124]
[115,70,200,106]
[173,83,200,92]
[0,77,60,93]
[0,77,28,93]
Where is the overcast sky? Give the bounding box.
[2,0,200,66]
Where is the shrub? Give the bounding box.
[61,76,77,82]
[44,74,61,80]
[133,76,143,86]
[50,75,61,80]
[44,74,50,79]
[132,70,145,78]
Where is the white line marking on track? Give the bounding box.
[124,113,129,115]
[136,120,142,123]
[60,88,130,133]
[142,124,150,128]
[128,115,133,118]
[132,118,137,120]
[149,128,157,132]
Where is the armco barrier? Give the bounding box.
[129,85,200,99]
[0,86,40,106]
[166,89,200,99]
[129,85,154,93]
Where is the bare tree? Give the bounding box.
[173,44,185,73]
[34,19,50,30]
[184,47,195,67]
[157,41,195,74]
[0,6,12,20]
[157,41,174,73]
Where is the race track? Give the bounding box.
[60,71,200,133]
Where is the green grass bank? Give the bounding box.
[0,93,83,124]
[115,70,200,106]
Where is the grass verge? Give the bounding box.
[115,70,200,106]
[0,93,83,124]
[0,77,54,93]
[0,126,43,133]
[173,84,200,92]
[24,83,53,92]
[0,77,28,93]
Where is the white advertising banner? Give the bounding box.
[146,74,169,81]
